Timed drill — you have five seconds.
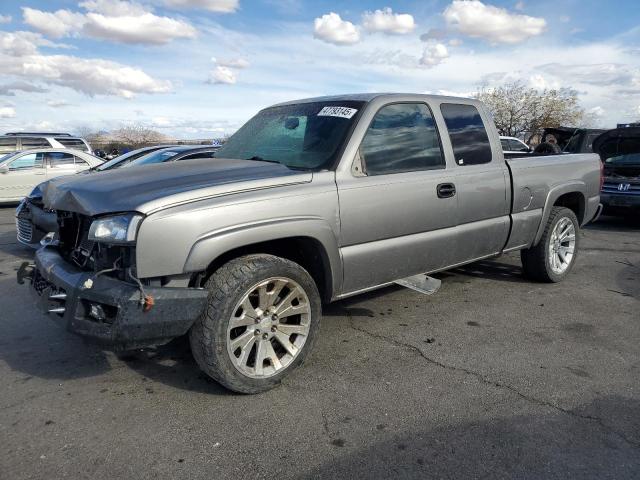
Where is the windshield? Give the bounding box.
[214,101,365,170]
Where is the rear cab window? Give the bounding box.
[440,103,493,166]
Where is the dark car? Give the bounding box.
[16,145,219,247]
[124,145,218,167]
[542,127,607,154]
[594,127,640,216]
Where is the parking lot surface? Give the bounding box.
[0,206,638,479]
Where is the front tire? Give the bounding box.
[521,206,580,282]
[190,254,321,394]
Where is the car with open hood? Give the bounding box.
[594,126,640,216]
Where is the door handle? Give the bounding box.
[437,183,456,198]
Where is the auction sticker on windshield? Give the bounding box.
[317,106,358,119]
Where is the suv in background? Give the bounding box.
[0,132,92,156]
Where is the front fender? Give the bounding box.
[183,216,342,299]
[533,182,586,246]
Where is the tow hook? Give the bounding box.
[17,262,35,285]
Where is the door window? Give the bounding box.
[46,151,76,168]
[20,137,50,149]
[0,137,17,152]
[440,103,492,166]
[360,103,445,175]
[9,153,44,170]
[500,139,510,151]
[509,139,529,152]
[55,138,89,152]
[74,156,90,167]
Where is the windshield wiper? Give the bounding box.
[247,156,280,164]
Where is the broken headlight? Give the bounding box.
[88,213,143,244]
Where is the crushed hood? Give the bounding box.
[42,158,312,216]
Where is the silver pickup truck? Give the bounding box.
[18,94,602,393]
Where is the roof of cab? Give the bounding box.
[272,92,478,108]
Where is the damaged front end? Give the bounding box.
[19,210,209,350]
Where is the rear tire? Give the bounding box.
[521,206,580,283]
[190,254,321,394]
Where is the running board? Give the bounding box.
[395,274,442,295]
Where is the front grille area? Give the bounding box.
[602,181,640,195]
[16,217,33,243]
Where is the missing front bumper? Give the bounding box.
[20,248,209,350]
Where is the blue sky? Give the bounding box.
[0,0,639,138]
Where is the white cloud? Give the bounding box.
[528,74,560,90]
[0,81,49,96]
[444,0,546,44]
[420,42,449,68]
[22,7,86,38]
[79,0,148,16]
[420,28,446,41]
[514,1,525,11]
[313,12,360,45]
[538,63,637,87]
[0,15,12,24]
[212,57,250,69]
[47,100,72,107]
[587,106,605,117]
[0,106,16,118]
[162,0,239,12]
[448,38,463,46]
[22,3,196,45]
[0,30,172,98]
[362,8,415,35]
[83,12,196,44]
[208,65,236,84]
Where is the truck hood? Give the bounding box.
[42,158,312,216]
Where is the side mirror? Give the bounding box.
[0,164,9,174]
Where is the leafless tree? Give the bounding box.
[475,81,585,141]
[111,124,169,147]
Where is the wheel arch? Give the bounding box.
[184,217,341,302]
[533,183,586,246]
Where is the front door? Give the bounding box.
[337,102,459,294]
[0,152,45,201]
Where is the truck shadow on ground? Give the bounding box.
[302,395,640,479]
[586,214,640,232]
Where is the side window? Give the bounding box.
[74,156,89,166]
[46,152,75,168]
[500,139,510,151]
[0,137,17,152]
[440,103,492,166]
[177,153,202,161]
[360,103,445,175]
[9,153,43,170]
[20,137,50,150]
[55,138,90,152]
[509,139,528,152]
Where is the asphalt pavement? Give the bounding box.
[0,206,638,479]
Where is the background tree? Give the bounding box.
[475,81,586,142]
[110,124,168,148]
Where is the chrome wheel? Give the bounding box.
[548,217,576,274]
[226,277,311,379]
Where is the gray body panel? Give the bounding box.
[38,93,601,301]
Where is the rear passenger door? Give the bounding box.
[439,103,510,264]
[337,102,459,294]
